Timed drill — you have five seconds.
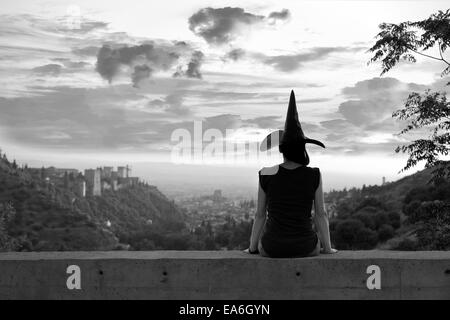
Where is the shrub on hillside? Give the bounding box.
[377,224,395,242]
[333,219,378,250]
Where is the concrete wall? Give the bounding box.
[0,251,449,300]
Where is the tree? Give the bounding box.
[0,202,17,251]
[387,211,401,229]
[377,224,395,242]
[368,9,450,180]
[333,219,378,250]
[411,201,450,250]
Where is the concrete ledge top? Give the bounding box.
[1,250,450,260]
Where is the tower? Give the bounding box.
[117,166,126,178]
[84,169,102,196]
[102,166,113,178]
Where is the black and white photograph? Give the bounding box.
[0,0,449,307]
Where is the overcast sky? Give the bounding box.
[0,0,449,194]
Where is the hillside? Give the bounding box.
[0,153,186,251]
[326,162,450,250]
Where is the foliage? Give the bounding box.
[400,179,450,250]
[0,202,17,251]
[368,9,450,180]
[377,224,395,242]
[368,9,450,76]
[393,90,450,180]
[333,219,377,250]
[393,238,418,251]
[120,216,252,251]
[328,165,449,250]
[410,201,450,250]
[369,10,450,250]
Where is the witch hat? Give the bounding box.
[260,90,325,151]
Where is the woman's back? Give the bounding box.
[259,164,320,257]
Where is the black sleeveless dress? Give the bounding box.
[259,165,320,258]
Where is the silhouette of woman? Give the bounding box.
[245,90,337,257]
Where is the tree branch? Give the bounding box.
[438,41,450,66]
[407,47,448,64]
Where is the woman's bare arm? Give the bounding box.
[248,183,267,252]
[313,172,337,254]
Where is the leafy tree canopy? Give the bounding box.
[368,9,450,180]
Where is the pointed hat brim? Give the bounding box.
[260,130,325,151]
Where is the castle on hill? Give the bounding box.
[30,165,140,197]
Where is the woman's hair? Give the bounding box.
[279,140,310,165]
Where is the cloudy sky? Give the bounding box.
[0,0,449,195]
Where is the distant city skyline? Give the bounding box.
[1,0,448,192]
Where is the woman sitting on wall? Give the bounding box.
[245,90,337,258]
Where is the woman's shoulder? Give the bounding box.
[309,166,321,175]
[259,165,279,176]
[304,166,321,179]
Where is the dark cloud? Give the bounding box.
[261,47,358,72]
[338,77,428,127]
[96,45,120,82]
[173,40,188,47]
[188,7,265,45]
[148,98,165,108]
[164,93,191,116]
[338,99,392,127]
[189,7,292,45]
[132,65,153,88]
[267,9,291,24]
[311,77,450,155]
[188,7,292,45]
[172,50,204,79]
[148,92,191,116]
[223,48,246,62]
[185,51,204,79]
[95,43,180,84]
[31,64,62,76]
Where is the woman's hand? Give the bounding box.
[321,248,338,254]
[243,248,259,254]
